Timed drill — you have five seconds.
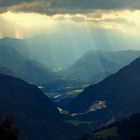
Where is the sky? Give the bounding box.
[0,0,140,50]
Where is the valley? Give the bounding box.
[41,83,85,106]
[0,35,140,140]
[0,1,140,139]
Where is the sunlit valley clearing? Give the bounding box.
[0,3,140,140]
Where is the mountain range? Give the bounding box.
[62,50,140,84]
[65,56,140,130]
[1,37,140,87]
[0,44,58,84]
[1,37,140,140]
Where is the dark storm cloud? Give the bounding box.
[0,0,140,14]
[0,0,33,7]
[52,0,140,10]
[0,0,34,13]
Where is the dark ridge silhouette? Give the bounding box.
[0,74,80,140]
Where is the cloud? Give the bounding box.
[0,0,140,15]
[0,0,33,7]
[0,10,140,39]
